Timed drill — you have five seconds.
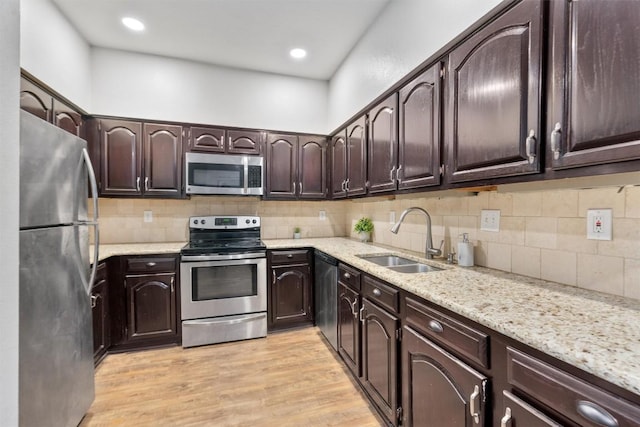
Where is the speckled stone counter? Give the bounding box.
[92,242,186,262]
[264,237,640,397]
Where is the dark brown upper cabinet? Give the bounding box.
[547,0,640,169]
[186,126,263,155]
[367,94,398,194]
[143,123,183,197]
[53,99,83,138]
[330,130,348,199]
[99,119,183,198]
[20,77,53,122]
[398,63,443,190]
[265,133,327,200]
[446,0,543,183]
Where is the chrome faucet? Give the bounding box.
[391,207,443,259]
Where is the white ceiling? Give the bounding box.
[52,0,391,80]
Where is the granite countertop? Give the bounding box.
[92,238,640,396]
[265,237,640,397]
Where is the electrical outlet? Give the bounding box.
[143,210,153,223]
[587,209,612,240]
[319,210,326,221]
[480,210,500,232]
[390,211,396,224]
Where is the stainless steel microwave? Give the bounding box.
[185,152,263,196]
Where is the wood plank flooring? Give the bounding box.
[81,328,383,426]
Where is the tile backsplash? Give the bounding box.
[95,185,640,300]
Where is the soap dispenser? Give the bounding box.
[457,233,474,267]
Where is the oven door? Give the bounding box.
[180,254,267,320]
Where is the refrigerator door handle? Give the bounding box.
[82,148,100,293]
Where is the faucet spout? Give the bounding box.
[390,207,442,259]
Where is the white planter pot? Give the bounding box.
[358,231,370,242]
[293,232,301,239]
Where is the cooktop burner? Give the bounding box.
[181,215,265,256]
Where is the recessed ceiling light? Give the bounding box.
[289,48,307,60]
[122,17,145,32]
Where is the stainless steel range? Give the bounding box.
[180,215,267,348]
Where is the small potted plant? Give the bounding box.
[354,217,374,242]
[293,227,301,239]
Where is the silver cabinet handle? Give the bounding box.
[469,385,480,424]
[350,299,358,317]
[287,254,293,258]
[576,401,618,427]
[428,319,444,333]
[389,166,396,182]
[550,122,562,160]
[359,305,365,323]
[500,407,512,427]
[145,176,149,191]
[90,294,98,308]
[345,178,350,191]
[136,176,141,192]
[341,180,346,191]
[397,165,403,181]
[344,272,351,280]
[299,182,302,194]
[146,262,156,267]
[373,288,382,297]
[170,276,175,293]
[272,270,276,285]
[525,129,536,164]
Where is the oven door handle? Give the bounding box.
[181,251,266,262]
[183,314,264,326]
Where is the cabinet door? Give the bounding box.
[265,133,298,199]
[500,391,562,427]
[338,282,360,377]
[447,0,543,183]
[125,273,177,342]
[548,0,640,169]
[100,119,143,196]
[188,126,225,153]
[143,123,183,197]
[298,136,327,199]
[399,64,442,190]
[20,77,52,122]
[331,132,348,199]
[368,94,398,194]
[227,129,263,155]
[361,298,400,426]
[91,265,110,365]
[52,98,83,137]
[402,326,488,427]
[270,264,312,329]
[346,116,367,196]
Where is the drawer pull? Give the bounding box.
[428,319,443,333]
[372,288,382,297]
[344,272,351,279]
[146,262,157,267]
[576,401,618,427]
[470,384,480,424]
[90,294,98,308]
[350,299,358,317]
[287,254,293,258]
[500,407,512,427]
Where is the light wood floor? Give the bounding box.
[81,328,383,426]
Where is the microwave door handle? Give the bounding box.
[243,157,249,194]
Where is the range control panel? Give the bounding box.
[189,215,260,230]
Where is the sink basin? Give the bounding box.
[387,263,443,274]
[356,254,416,266]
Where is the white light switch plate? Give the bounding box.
[390,211,396,224]
[587,209,612,240]
[319,210,326,220]
[480,210,500,232]
[143,210,153,223]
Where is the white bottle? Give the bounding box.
[457,233,474,267]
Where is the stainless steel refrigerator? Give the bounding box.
[19,111,100,427]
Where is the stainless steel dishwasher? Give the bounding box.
[314,250,338,350]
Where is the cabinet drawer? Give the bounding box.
[507,347,640,427]
[405,297,489,368]
[338,264,361,291]
[125,257,176,273]
[269,250,309,265]
[362,275,398,313]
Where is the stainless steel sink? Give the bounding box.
[357,254,443,274]
[356,254,416,266]
[387,263,443,273]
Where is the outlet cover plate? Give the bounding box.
[587,209,612,240]
[480,210,500,232]
[143,210,153,223]
[319,210,326,220]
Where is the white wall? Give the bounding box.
[327,0,502,131]
[0,0,20,424]
[91,48,329,134]
[20,0,92,109]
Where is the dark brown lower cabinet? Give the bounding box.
[361,297,400,425]
[500,391,562,427]
[91,262,110,365]
[125,273,177,342]
[402,326,489,427]
[267,249,313,331]
[337,282,360,377]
